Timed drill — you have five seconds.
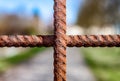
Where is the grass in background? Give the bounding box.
[81,48,120,81]
[0,47,46,72]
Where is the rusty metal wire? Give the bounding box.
[0,0,120,81]
[68,35,120,47]
[0,35,119,47]
[0,35,53,47]
[54,0,67,81]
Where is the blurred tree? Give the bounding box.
[0,12,46,73]
[77,0,120,28]
[78,1,120,81]
[0,14,39,35]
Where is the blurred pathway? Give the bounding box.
[1,48,96,81]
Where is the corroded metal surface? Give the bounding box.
[0,35,119,47]
[68,35,120,47]
[0,35,53,47]
[0,0,120,81]
[54,0,67,81]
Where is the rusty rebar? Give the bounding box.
[0,35,53,47]
[0,35,119,47]
[1,0,120,81]
[54,0,67,81]
[68,35,120,47]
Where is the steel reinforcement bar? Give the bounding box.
[0,35,119,47]
[54,0,67,81]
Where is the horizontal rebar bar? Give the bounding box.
[0,35,53,47]
[68,35,120,47]
[0,35,119,47]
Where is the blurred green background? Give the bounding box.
[81,48,120,81]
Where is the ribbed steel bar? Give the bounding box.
[68,35,120,47]
[53,0,67,81]
[0,35,119,47]
[0,35,53,47]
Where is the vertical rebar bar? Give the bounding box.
[54,0,67,81]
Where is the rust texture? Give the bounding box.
[54,0,67,81]
[0,0,120,81]
[0,35,119,47]
[0,35,53,47]
[68,35,120,47]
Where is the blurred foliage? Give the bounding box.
[81,48,120,81]
[77,0,120,28]
[0,47,46,72]
[0,13,40,34]
[0,11,44,72]
[78,1,120,80]
[0,4,47,75]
